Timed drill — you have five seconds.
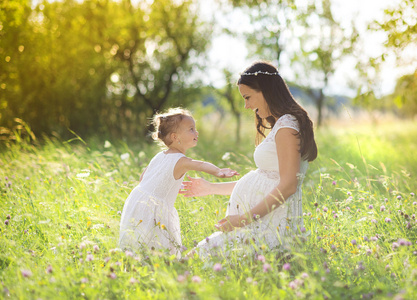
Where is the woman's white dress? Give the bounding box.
[197,114,309,256]
[119,152,185,255]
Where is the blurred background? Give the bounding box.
[1,0,416,145]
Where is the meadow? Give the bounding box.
[1,114,417,299]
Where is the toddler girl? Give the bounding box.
[119,107,238,256]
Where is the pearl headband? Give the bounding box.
[240,71,279,76]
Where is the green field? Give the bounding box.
[1,117,417,299]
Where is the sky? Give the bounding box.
[200,0,414,97]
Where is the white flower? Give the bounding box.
[222,152,231,161]
[76,170,90,178]
[121,153,130,161]
[104,140,112,148]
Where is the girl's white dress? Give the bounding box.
[119,152,185,255]
[197,114,309,256]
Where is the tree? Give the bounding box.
[292,0,358,127]
[0,0,210,141]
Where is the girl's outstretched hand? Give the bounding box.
[215,215,245,232]
[179,176,211,197]
[216,168,239,178]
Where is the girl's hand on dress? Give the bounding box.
[179,176,211,197]
[216,168,239,178]
[215,215,246,232]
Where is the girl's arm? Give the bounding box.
[179,176,237,196]
[216,128,300,231]
[174,157,239,180]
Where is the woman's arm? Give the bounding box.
[179,176,237,197]
[216,128,300,231]
[174,157,239,180]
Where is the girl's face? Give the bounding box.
[175,116,198,149]
[238,84,271,119]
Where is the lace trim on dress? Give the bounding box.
[264,114,300,143]
[256,169,280,180]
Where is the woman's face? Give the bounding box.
[238,84,271,119]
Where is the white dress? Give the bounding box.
[119,151,185,256]
[197,114,309,257]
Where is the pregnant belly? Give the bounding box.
[226,169,279,216]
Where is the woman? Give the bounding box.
[181,61,317,256]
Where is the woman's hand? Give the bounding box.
[216,168,239,178]
[215,214,248,232]
[179,176,212,197]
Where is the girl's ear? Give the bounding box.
[170,132,178,143]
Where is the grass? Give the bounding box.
[1,116,417,299]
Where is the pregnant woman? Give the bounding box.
[181,61,318,257]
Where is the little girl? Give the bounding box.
[119,107,238,256]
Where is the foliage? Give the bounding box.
[1,117,417,299]
[0,0,210,141]
[292,0,358,127]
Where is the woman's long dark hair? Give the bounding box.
[238,61,318,162]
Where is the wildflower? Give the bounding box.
[117,211,121,215]
[334,214,338,218]
[194,222,198,226]
[21,269,32,278]
[46,265,53,274]
[93,245,99,252]
[368,205,373,209]
[411,193,415,197]
[364,236,369,242]
[246,277,253,283]
[380,206,385,212]
[222,152,231,160]
[347,192,351,196]
[300,227,306,233]
[263,263,271,272]
[129,277,138,284]
[371,236,378,241]
[283,263,291,271]
[125,251,133,257]
[4,220,9,226]
[323,207,328,212]
[104,257,110,263]
[81,277,88,283]
[86,254,94,261]
[213,263,222,272]
[397,195,402,200]
[413,202,417,206]
[385,218,391,223]
[332,181,336,185]
[120,153,130,160]
[366,249,372,255]
[109,272,117,279]
[317,236,322,241]
[257,255,266,263]
[180,245,187,252]
[301,272,309,278]
[371,219,377,224]
[205,237,209,243]
[199,207,204,211]
[177,275,186,283]
[161,224,166,230]
[192,276,202,283]
[392,242,399,250]
[351,239,357,245]
[331,245,337,250]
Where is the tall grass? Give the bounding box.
[1,117,416,299]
